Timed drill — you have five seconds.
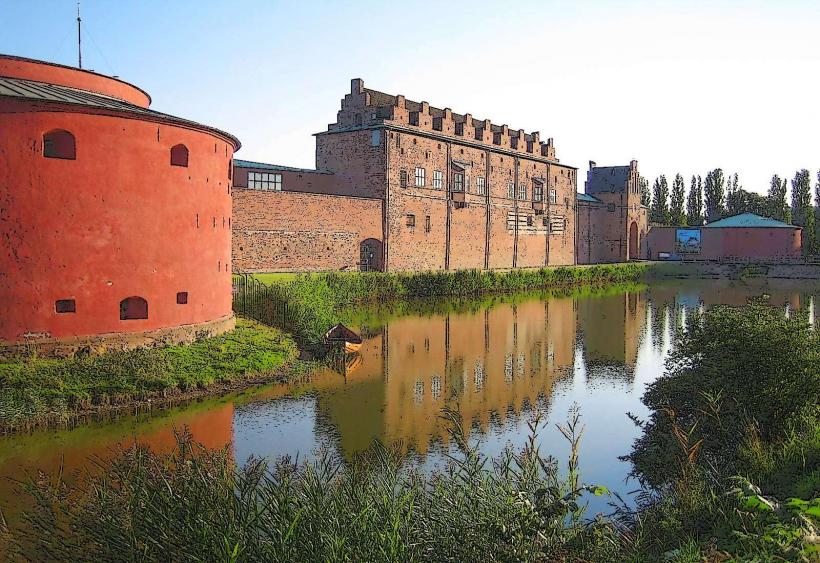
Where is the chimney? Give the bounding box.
[421,101,429,114]
[589,160,597,170]
[395,94,405,108]
[444,108,452,120]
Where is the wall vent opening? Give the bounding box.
[55,299,76,313]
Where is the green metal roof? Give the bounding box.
[576,192,601,203]
[704,212,796,229]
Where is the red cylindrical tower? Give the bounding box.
[0,55,240,356]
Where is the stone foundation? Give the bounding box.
[0,314,236,360]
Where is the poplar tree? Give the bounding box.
[726,173,742,215]
[815,170,820,253]
[791,169,815,254]
[650,175,670,225]
[640,176,651,207]
[704,168,725,223]
[686,175,704,226]
[670,173,686,226]
[767,174,789,222]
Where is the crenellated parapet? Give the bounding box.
[329,78,560,161]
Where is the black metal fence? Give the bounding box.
[232,271,295,331]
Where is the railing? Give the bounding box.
[232,270,296,332]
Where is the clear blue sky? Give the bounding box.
[2,0,819,194]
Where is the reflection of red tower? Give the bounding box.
[0,55,240,355]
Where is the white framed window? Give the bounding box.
[475,176,486,195]
[518,184,527,201]
[248,171,282,191]
[433,170,443,189]
[549,188,557,204]
[533,183,543,202]
[415,167,426,187]
[453,172,465,192]
[507,182,515,199]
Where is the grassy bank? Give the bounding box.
[242,263,649,349]
[0,319,299,434]
[5,299,817,561]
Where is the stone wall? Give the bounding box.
[231,189,383,272]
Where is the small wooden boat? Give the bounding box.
[323,323,363,353]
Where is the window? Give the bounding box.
[43,129,76,160]
[549,189,557,204]
[453,172,464,192]
[371,130,381,146]
[476,176,486,195]
[433,170,443,189]
[425,215,431,232]
[415,167,426,187]
[248,172,282,191]
[176,292,188,305]
[518,184,526,201]
[507,182,515,199]
[533,183,543,202]
[400,170,408,188]
[120,296,148,320]
[55,299,76,313]
[406,214,416,227]
[526,216,533,226]
[228,161,232,180]
[170,144,189,167]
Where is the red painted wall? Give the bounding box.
[0,61,238,344]
[646,226,802,260]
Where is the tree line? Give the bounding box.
[640,169,820,254]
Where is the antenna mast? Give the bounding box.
[77,1,82,69]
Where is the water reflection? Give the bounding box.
[1,279,819,522]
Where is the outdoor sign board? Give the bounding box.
[675,228,701,254]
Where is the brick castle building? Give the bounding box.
[233,79,589,272]
[576,161,648,263]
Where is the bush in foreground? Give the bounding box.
[3,411,614,562]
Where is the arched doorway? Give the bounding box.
[628,222,639,260]
[360,239,383,271]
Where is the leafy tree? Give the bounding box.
[628,301,819,489]
[815,170,820,253]
[791,169,815,254]
[649,175,670,225]
[767,174,789,222]
[686,175,704,226]
[726,173,743,215]
[640,176,651,207]
[704,168,725,223]
[669,174,686,226]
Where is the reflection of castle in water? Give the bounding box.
[310,291,656,457]
[576,290,647,378]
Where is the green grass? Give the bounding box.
[238,264,650,351]
[0,319,298,433]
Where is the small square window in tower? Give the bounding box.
[55,299,76,313]
[176,292,188,305]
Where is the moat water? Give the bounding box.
[1,279,818,522]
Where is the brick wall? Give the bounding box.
[232,189,382,272]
